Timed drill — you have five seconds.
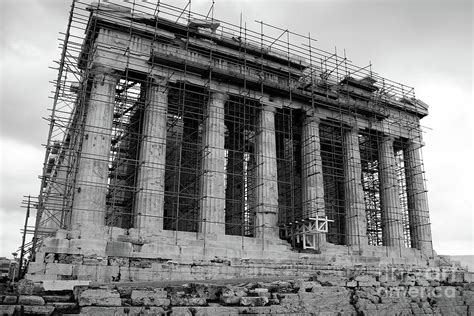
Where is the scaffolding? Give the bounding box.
[21,0,433,262]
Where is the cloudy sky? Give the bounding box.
[0,0,472,258]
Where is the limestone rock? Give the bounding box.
[44,253,55,263]
[78,289,121,306]
[83,255,107,266]
[192,283,222,300]
[48,302,78,313]
[0,305,15,315]
[240,296,269,306]
[80,306,165,315]
[108,256,129,266]
[220,287,247,305]
[43,294,72,302]
[18,295,45,306]
[170,292,206,306]
[22,305,55,315]
[3,295,17,304]
[131,289,170,307]
[17,279,35,295]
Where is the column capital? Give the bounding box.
[381,135,395,143]
[304,110,321,124]
[209,90,228,102]
[90,65,119,78]
[148,75,168,86]
[261,104,277,113]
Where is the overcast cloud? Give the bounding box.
[0,0,472,257]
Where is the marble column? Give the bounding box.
[199,91,227,235]
[404,140,433,256]
[71,67,118,229]
[343,127,368,246]
[254,105,279,239]
[379,136,404,247]
[301,112,326,244]
[134,77,168,231]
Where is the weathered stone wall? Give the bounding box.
[2,267,473,315]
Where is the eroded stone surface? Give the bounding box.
[18,295,45,306]
[130,289,170,307]
[78,289,121,306]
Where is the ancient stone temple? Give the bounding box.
[26,1,436,284]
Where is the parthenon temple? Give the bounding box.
[25,1,436,283]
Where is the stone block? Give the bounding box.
[78,289,122,307]
[3,295,17,304]
[87,306,166,315]
[105,241,132,257]
[220,288,243,305]
[108,256,130,267]
[251,288,270,298]
[69,239,107,256]
[18,295,45,306]
[131,289,170,307]
[27,262,46,274]
[42,294,72,303]
[57,253,83,264]
[192,283,222,300]
[315,274,346,286]
[47,302,77,313]
[22,305,55,315]
[83,255,107,266]
[240,296,269,306]
[170,293,207,306]
[97,265,120,282]
[355,275,376,283]
[130,258,155,269]
[17,279,35,295]
[140,243,180,258]
[45,263,73,276]
[42,238,70,252]
[297,280,321,293]
[73,265,98,281]
[24,274,59,282]
[464,272,474,283]
[0,305,15,316]
[172,305,239,316]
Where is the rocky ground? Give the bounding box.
[0,266,473,315]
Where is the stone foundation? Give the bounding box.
[25,229,435,283]
[2,266,473,315]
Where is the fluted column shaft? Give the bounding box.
[343,128,368,246]
[379,136,404,247]
[404,140,433,256]
[199,92,227,235]
[134,78,168,231]
[254,105,279,238]
[71,68,118,229]
[301,114,326,244]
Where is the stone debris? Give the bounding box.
[1,267,473,315]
